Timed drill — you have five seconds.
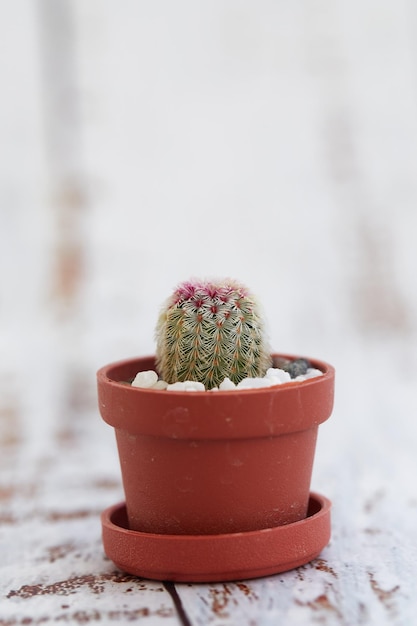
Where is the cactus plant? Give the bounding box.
[98,276,335,580]
[155,278,272,389]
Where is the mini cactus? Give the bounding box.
[155,278,272,389]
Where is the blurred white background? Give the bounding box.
[1,0,416,491]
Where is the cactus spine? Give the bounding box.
[155,279,272,389]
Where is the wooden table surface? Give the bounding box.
[1,2,417,624]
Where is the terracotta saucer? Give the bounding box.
[101,492,331,583]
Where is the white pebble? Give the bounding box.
[266,368,291,384]
[167,380,206,392]
[219,377,237,391]
[151,380,169,390]
[304,368,323,379]
[131,366,323,392]
[237,377,275,389]
[132,370,158,388]
[265,376,282,387]
[184,381,206,392]
[166,381,186,391]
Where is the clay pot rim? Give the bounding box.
[97,353,335,439]
[97,353,334,396]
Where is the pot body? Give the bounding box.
[115,427,318,534]
[98,355,334,535]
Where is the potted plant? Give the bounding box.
[98,278,335,582]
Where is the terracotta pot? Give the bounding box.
[97,354,335,537]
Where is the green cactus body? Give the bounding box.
[155,279,272,389]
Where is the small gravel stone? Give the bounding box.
[237,377,275,389]
[304,368,323,379]
[167,380,206,392]
[130,361,323,392]
[184,382,206,392]
[219,377,237,390]
[282,358,311,379]
[272,356,291,369]
[151,380,169,390]
[165,382,185,391]
[266,368,292,384]
[266,378,281,387]
[132,370,159,388]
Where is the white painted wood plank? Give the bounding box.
[0,355,184,625]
